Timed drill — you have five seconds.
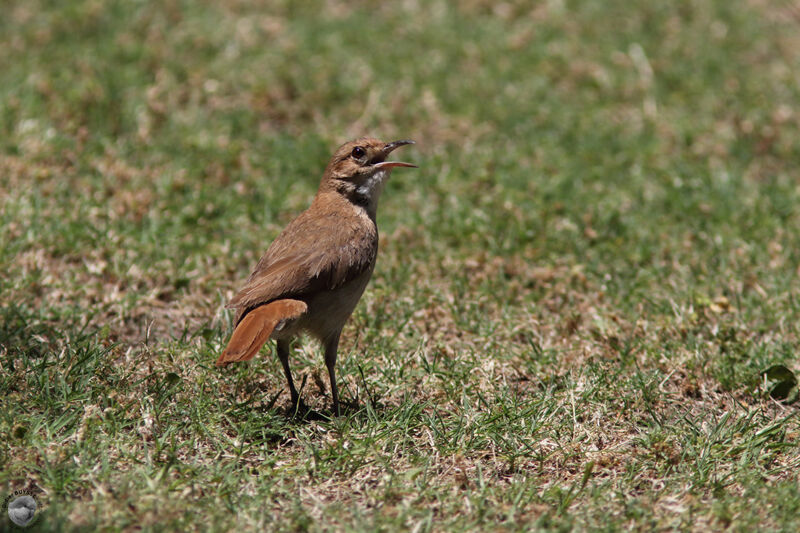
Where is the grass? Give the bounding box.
[2,0,800,530]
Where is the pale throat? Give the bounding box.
[354,169,390,216]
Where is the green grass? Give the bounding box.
[2,0,800,530]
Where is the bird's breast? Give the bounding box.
[274,266,375,342]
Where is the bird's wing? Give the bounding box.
[226,211,377,318]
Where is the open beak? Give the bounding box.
[373,140,417,169]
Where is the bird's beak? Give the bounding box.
[373,140,417,169]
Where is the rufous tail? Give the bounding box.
[216,299,307,366]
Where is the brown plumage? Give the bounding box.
[217,137,416,415]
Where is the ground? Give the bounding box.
[1,0,800,531]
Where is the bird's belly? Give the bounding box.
[274,269,373,342]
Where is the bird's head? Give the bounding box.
[321,138,416,213]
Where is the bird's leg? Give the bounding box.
[277,339,302,412]
[324,333,341,416]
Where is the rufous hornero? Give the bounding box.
[217,138,416,416]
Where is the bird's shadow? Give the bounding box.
[281,396,381,423]
[279,371,386,424]
[218,391,390,453]
[243,389,384,426]
[224,371,387,428]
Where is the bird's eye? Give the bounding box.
[351,146,366,159]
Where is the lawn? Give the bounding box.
[2,0,800,530]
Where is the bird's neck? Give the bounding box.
[317,169,390,221]
[352,169,389,219]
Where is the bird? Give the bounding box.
[216,137,416,416]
